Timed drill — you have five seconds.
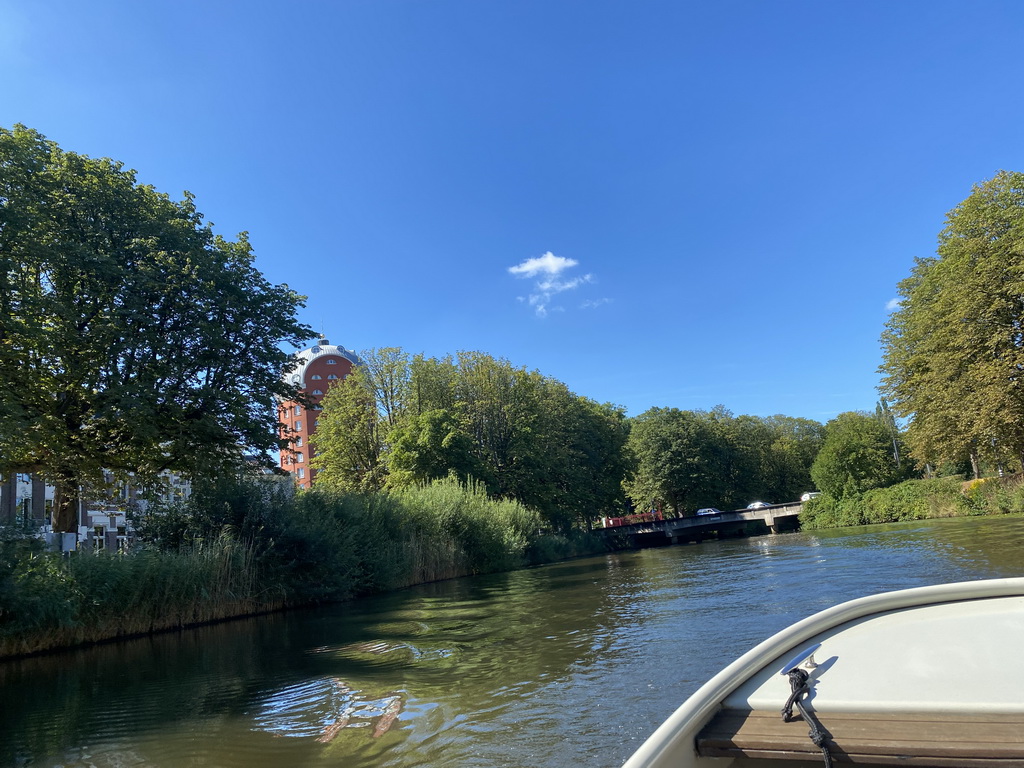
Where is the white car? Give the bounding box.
[746,501,771,509]
[696,508,722,516]
[800,491,821,501]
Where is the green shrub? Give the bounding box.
[962,475,1024,515]
[801,476,977,529]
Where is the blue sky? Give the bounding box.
[3,0,1023,423]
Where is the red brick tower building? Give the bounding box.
[278,337,361,488]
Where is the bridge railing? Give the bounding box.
[599,502,804,530]
[601,511,665,529]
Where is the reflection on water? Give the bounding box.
[252,677,402,741]
[3,515,1024,767]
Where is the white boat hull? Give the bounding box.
[622,577,1024,768]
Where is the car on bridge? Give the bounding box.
[746,501,771,509]
[696,507,723,516]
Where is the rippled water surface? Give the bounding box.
[4,516,1024,767]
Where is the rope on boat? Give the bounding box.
[781,667,833,768]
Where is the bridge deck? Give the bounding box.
[599,503,803,540]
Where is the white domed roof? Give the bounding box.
[285,337,362,386]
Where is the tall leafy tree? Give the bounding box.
[698,408,772,507]
[880,171,1024,476]
[386,408,479,487]
[626,407,728,514]
[310,366,388,492]
[362,346,411,430]
[310,347,411,493]
[627,407,825,513]
[316,348,631,531]
[516,381,631,531]
[762,415,826,500]
[810,411,908,498]
[0,125,311,531]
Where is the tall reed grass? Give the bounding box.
[0,475,608,658]
[0,531,273,658]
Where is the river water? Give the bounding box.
[3,515,1024,768]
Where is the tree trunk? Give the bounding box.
[31,474,46,522]
[0,474,17,524]
[970,450,981,481]
[52,480,81,533]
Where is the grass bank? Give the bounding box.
[0,477,610,659]
[799,474,1024,529]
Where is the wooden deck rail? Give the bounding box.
[697,708,1024,766]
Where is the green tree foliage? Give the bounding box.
[520,384,631,530]
[626,407,824,514]
[625,408,729,514]
[309,347,410,493]
[386,408,479,487]
[880,171,1024,476]
[0,125,311,531]
[762,415,827,499]
[314,349,630,532]
[810,411,910,498]
[310,366,388,492]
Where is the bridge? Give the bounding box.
[597,502,804,547]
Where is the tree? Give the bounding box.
[626,406,825,514]
[810,412,908,498]
[386,408,479,488]
[549,396,631,529]
[625,407,728,515]
[310,367,389,492]
[880,171,1024,476]
[763,415,827,500]
[361,346,411,430]
[0,125,311,531]
[311,347,631,531]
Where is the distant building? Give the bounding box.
[0,470,190,552]
[278,337,361,489]
[0,473,51,527]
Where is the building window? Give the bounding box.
[294,421,302,432]
[296,437,303,447]
[296,453,304,463]
[326,359,337,365]
[315,419,320,427]
[312,389,323,395]
[328,374,338,380]
[293,405,301,416]
[298,468,305,479]
[311,374,322,380]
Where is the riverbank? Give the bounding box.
[799,473,1024,529]
[0,477,611,660]
[8,473,1018,660]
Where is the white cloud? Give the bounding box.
[537,274,592,293]
[886,298,902,311]
[508,252,601,318]
[508,251,578,279]
[581,298,612,309]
